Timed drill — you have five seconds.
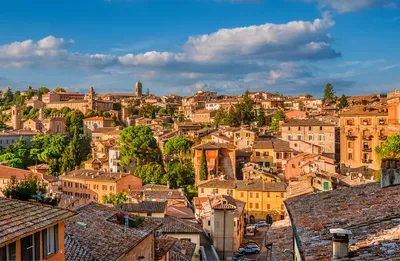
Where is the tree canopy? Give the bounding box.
[102,192,128,205]
[119,125,159,166]
[54,87,66,92]
[256,109,267,127]
[375,134,400,160]
[323,83,336,101]
[199,149,208,181]
[270,110,286,131]
[164,137,193,161]
[337,94,349,110]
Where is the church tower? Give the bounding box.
[88,86,96,111]
[11,105,21,130]
[135,81,142,97]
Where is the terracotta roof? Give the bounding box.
[161,216,202,234]
[340,105,388,116]
[169,239,197,261]
[198,179,236,189]
[64,202,162,261]
[62,169,140,182]
[83,116,113,121]
[155,235,177,260]
[272,140,293,152]
[117,201,167,213]
[235,179,286,192]
[285,183,400,260]
[64,233,97,261]
[91,127,121,134]
[166,206,195,219]
[143,189,186,199]
[0,130,37,136]
[253,140,274,149]
[281,119,335,127]
[193,142,236,150]
[0,165,56,183]
[0,198,76,246]
[209,195,237,210]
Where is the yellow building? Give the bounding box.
[251,141,275,168]
[198,179,286,221]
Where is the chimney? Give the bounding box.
[380,159,400,188]
[330,228,352,259]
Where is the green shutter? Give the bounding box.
[323,182,329,191]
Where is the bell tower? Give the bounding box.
[11,105,21,130]
[135,81,142,97]
[88,86,95,111]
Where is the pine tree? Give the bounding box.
[323,83,336,101]
[199,149,208,181]
[338,94,349,110]
[256,109,267,127]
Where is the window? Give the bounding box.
[110,186,114,191]
[63,181,66,187]
[201,188,204,194]
[102,185,107,191]
[308,126,312,131]
[249,203,253,208]
[319,126,323,131]
[208,220,211,226]
[42,225,59,258]
[255,203,259,209]
[236,133,240,137]
[348,141,352,147]
[256,193,259,198]
[298,127,301,131]
[281,192,284,198]
[21,232,40,261]
[308,135,313,141]
[75,183,78,188]
[213,189,219,194]
[267,204,270,210]
[288,127,291,131]
[318,135,325,141]
[250,192,253,198]
[256,152,260,156]
[0,242,16,261]
[263,152,269,157]
[246,133,251,137]
[297,135,303,141]
[240,192,244,197]
[267,192,270,198]
[348,153,353,160]
[287,135,292,141]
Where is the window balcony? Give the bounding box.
[362,148,372,152]
[362,135,373,141]
[346,135,357,141]
[362,159,373,164]
[379,135,387,140]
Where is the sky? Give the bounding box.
[0,0,399,97]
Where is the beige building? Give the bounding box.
[60,169,143,203]
[233,128,257,149]
[191,109,217,123]
[281,119,336,159]
[339,106,390,177]
[83,116,114,135]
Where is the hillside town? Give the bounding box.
[0,81,399,261]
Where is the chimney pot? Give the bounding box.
[330,228,352,259]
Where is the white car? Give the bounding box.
[238,246,260,254]
[255,221,268,227]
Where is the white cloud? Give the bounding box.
[338,59,385,67]
[304,0,397,13]
[380,64,400,71]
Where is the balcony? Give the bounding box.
[379,135,387,140]
[362,135,373,141]
[362,147,372,152]
[362,159,373,164]
[346,135,357,141]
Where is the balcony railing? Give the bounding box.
[362,148,372,152]
[346,135,357,141]
[379,135,387,140]
[362,159,373,163]
[362,135,373,141]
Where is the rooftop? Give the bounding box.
[340,105,388,116]
[83,116,114,121]
[161,216,202,234]
[193,142,236,150]
[169,238,197,261]
[285,183,400,260]
[117,201,167,213]
[62,169,138,182]
[64,202,162,261]
[281,119,335,127]
[209,194,237,210]
[155,235,177,260]
[0,198,76,246]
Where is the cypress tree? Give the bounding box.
[199,149,208,181]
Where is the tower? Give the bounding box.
[135,81,142,97]
[11,105,21,130]
[39,108,44,121]
[88,86,95,111]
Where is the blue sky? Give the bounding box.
[0,0,399,97]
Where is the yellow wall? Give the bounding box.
[234,190,285,220]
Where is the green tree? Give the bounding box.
[227,105,240,127]
[270,110,286,131]
[199,149,208,181]
[323,83,336,101]
[184,185,198,201]
[25,88,35,99]
[375,134,400,160]
[38,87,50,94]
[54,87,66,92]
[240,89,254,124]
[59,106,72,116]
[134,163,166,185]
[256,109,267,127]
[214,107,229,127]
[2,175,46,202]
[337,94,349,110]
[65,110,84,135]
[166,159,194,187]
[102,192,128,205]
[0,137,30,168]
[2,87,13,105]
[164,137,194,165]
[119,125,159,166]
[113,102,122,111]
[146,88,150,96]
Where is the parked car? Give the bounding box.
[240,240,259,248]
[255,221,268,227]
[233,253,245,260]
[238,246,260,254]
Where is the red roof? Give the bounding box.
[83,116,113,121]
